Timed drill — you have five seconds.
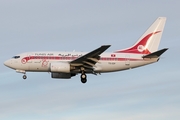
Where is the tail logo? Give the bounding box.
[114,31,161,54]
[137,45,145,52]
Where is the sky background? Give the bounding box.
[0,0,180,120]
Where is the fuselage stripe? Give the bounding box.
[21,56,143,63]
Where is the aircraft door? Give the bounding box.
[27,54,34,70]
[125,55,130,66]
[20,54,29,70]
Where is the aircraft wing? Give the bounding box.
[70,45,111,69]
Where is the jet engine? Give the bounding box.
[51,72,75,79]
[50,62,70,73]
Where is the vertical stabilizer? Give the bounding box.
[115,17,166,54]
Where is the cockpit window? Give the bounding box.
[12,56,20,59]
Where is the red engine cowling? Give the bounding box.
[50,62,70,73]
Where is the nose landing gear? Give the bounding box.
[23,74,27,79]
[15,70,27,80]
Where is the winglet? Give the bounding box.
[142,48,168,58]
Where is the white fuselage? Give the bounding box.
[4,51,158,73]
[3,17,166,83]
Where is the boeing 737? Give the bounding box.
[4,17,168,83]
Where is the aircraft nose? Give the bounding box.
[4,60,10,67]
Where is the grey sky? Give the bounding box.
[0,0,180,120]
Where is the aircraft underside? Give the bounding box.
[16,59,157,83]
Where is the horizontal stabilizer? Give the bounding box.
[142,48,168,58]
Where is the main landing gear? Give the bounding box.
[81,72,87,84]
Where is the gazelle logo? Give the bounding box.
[21,58,27,64]
[137,45,145,52]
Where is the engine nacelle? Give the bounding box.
[50,62,70,73]
[51,73,72,79]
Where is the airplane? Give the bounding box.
[4,17,168,83]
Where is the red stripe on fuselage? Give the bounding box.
[21,56,144,64]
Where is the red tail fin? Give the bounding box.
[114,17,166,54]
[115,31,161,54]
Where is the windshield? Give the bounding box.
[12,56,20,59]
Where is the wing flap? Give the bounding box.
[87,58,99,63]
[83,61,95,67]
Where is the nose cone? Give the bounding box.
[4,60,10,67]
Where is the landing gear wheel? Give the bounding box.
[81,74,87,84]
[23,75,27,79]
[81,74,86,79]
[81,78,87,84]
